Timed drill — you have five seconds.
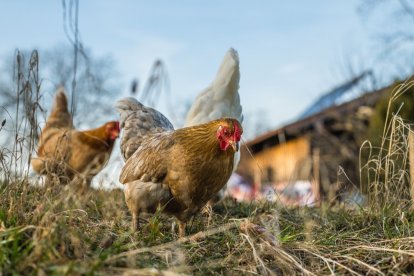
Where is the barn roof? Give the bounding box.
[247,78,393,153]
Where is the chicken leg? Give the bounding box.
[178,221,186,238]
[132,211,140,231]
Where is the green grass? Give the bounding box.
[1,181,414,275]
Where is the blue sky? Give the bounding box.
[0,1,384,132]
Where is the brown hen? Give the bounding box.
[31,87,120,186]
[116,98,242,237]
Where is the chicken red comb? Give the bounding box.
[234,123,242,141]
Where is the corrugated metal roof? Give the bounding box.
[299,71,374,119]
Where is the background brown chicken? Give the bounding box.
[116,97,242,237]
[31,87,120,186]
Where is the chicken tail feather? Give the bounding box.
[185,48,243,127]
[213,48,240,94]
[46,86,73,129]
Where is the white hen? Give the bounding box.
[185,48,243,203]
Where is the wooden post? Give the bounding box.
[312,147,321,206]
[253,166,262,198]
[408,132,414,207]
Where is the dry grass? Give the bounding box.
[360,80,414,211]
[1,182,414,275]
[1,53,414,275]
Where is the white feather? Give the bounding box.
[185,48,243,127]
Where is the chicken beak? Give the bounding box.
[112,131,120,140]
[229,141,238,151]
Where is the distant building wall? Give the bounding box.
[248,136,311,187]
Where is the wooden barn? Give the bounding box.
[237,73,394,203]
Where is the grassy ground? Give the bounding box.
[1,179,414,275]
[1,66,414,274]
